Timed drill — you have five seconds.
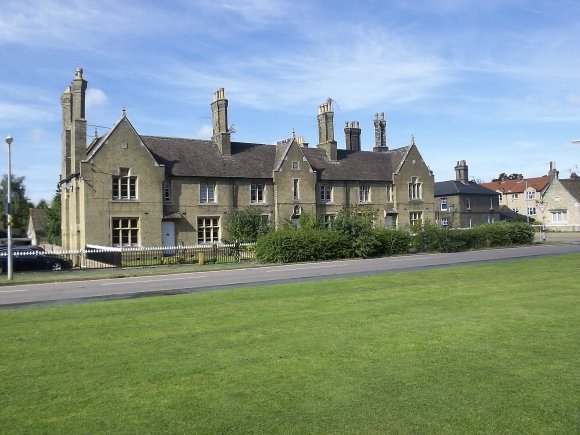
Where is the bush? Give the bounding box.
[225,207,271,243]
[375,228,411,256]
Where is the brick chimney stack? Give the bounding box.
[211,88,231,155]
[344,121,361,151]
[455,160,469,183]
[317,99,337,161]
[373,112,388,152]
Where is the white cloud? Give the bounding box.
[196,124,213,139]
[86,88,109,110]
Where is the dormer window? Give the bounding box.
[112,168,137,200]
[408,177,422,200]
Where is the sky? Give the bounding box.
[1,0,579,204]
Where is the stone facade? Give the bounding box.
[60,69,435,249]
[537,168,580,230]
[434,161,500,228]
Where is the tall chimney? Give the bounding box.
[70,67,87,173]
[455,160,469,183]
[373,112,388,152]
[344,121,361,151]
[548,161,559,181]
[316,99,337,160]
[211,88,231,155]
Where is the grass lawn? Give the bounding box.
[1,254,578,434]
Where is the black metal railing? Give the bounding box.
[0,243,256,273]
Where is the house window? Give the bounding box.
[440,197,448,211]
[387,185,393,203]
[323,214,335,229]
[512,193,519,199]
[251,184,265,203]
[465,197,471,210]
[359,185,370,203]
[487,215,495,224]
[319,185,332,202]
[441,217,448,227]
[292,179,299,200]
[512,208,519,213]
[111,218,139,247]
[292,205,302,218]
[551,211,567,223]
[498,193,503,202]
[197,217,219,243]
[112,168,137,200]
[409,211,423,226]
[408,177,422,200]
[292,161,300,170]
[490,197,494,209]
[200,182,215,203]
[163,180,172,203]
[527,207,536,216]
[525,191,535,200]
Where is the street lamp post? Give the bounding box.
[5,136,13,280]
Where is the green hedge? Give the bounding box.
[255,221,535,264]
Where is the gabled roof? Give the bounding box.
[142,137,276,179]
[434,180,497,197]
[302,146,409,181]
[481,176,549,194]
[29,208,48,231]
[141,134,409,182]
[560,179,580,202]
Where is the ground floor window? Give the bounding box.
[550,211,567,223]
[323,214,335,229]
[441,217,448,227]
[198,217,219,243]
[487,215,495,224]
[112,218,139,247]
[409,211,423,227]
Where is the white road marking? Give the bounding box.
[0,289,28,293]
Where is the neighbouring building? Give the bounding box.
[60,68,435,250]
[481,171,550,222]
[434,160,500,228]
[27,208,48,246]
[537,165,580,231]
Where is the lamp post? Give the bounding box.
[5,136,13,280]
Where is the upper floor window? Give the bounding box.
[511,193,519,199]
[498,193,503,202]
[292,161,300,170]
[111,217,139,247]
[386,184,393,203]
[251,184,265,203]
[200,182,215,203]
[408,177,422,200]
[525,191,535,200]
[359,185,370,203]
[490,197,494,209]
[163,180,172,203]
[440,197,448,211]
[465,196,471,210]
[292,179,299,200]
[112,168,136,200]
[320,185,332,202]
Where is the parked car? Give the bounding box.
[0,250,72,273]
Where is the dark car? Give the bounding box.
[0,250,73,273]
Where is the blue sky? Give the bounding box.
[1,0,579,204]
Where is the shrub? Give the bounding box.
[225,207,271,243]
[375,228,411,256]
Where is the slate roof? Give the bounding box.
[29,208,48,232]
[434,180,497,197]
[481,176,549,194]
[141,135,409,182]
[560,179,580,202]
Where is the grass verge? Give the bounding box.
[1,254,578,433]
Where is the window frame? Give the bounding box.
[319,184,332,203]
[200,182,216,204]
[408,177,422,201]
[197,216,220,243]
[112,168,137,201]
[440,197,448,211]
[359,185,370,203]
[409,211,423,226]
[251,183,265,203]
[111,217,139,247]
[292,178,299,200]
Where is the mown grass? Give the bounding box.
[1,254,578,434]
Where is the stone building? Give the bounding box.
[60,68,435,249]
[434,161,500,228]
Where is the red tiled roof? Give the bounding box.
[481,176,549,194]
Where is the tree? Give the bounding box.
[492,172,523,182]
[0,174,33,235]
[36,199,49,209]
[224,207,271,243]
[45,192,61,245]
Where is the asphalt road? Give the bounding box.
[1,244,579,308]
